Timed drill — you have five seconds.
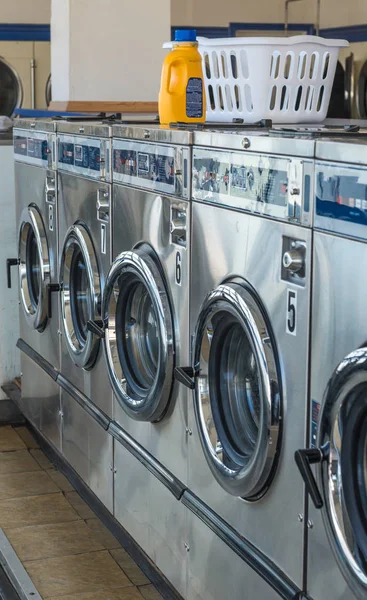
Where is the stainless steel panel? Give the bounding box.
[62,389,113,512]
[58,172,112,419]
[186,511,280,600]
[192,129,315,157]
[316,137,367,165]
[188,201,311,587]
[13,119,57,132]
[307,232,367,600]
[113,440,187,598]
[112,124,192,146]
[19,352,61,451]
[56,121,111,138]
[111,185,190,484]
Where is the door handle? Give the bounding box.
[87,319,105,339]
[6,258,19,288]
[174,366,197,390]
[46,283,61,319]
[294,445,329,509]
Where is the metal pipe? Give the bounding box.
[30,58,35,109]
[284,0,308,35]
[316,0,321,35]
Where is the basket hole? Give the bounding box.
[294,86,303,111]
[305,86,315,111]
[284,53,294,79]
[244,84,253,112]
[234,84,242,109]
[317,85,325,111]
[280,85,289,111]
[208,85,215,110]
[270,52,280,79]
[225,84,233,111]
[221,52,229,78]
[269,85,277,110]
[217,85,224,110]
[240,49,249,78]
[204,53,211,79]
[297,52,307,79]
[212,52,220,79]
[309,53,319,79]
[322,53,330,79]
[230,52,238,79]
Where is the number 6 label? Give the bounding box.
[175,251,182,286]
[286,289,297,336]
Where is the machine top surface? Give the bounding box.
[112,123,193,146]
[13,118,56,133]
[56,120,111,138]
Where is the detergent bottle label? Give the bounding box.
[186,78,203,118]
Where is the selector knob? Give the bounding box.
[170,217,186,236]
[97,191,109,211]
[283,249,304,273]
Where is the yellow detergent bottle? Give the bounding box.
[159,29,206,125]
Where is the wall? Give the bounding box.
[0,0,50,23]
[171,0,367,28]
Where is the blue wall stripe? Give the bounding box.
[0,23,50,41]
[319,25,367,43]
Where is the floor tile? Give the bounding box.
[0,426,27,451]
[138,585,164,600]
[0,450,41,474]
[110,549,150,587]
[65,492,96,520]
[48,588,143,600]
[47,468,74,492]
[30,448,53,470]
[85,519,121,550]
[6,520,105,562]
[25,550,132,598]
[0,493,80,529]
[0,470,59,501]
[12,426,39,449]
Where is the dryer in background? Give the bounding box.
[296,138,367,600]
[8,118,61,450]
[91,124,191,598]
[56,121,113,512]
[175,129,314,599]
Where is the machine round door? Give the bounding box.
[193,279,282,500]
[60,224,101,370]
[0,57,23,116]
[19,204,50,332]
[311,348,367,599]
[103,248,174,422]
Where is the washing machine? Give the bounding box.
[56,120,113,511]
[91,123,191,597]
[174,129,315,599]
[295,137,367,600]
[8,118,61,450]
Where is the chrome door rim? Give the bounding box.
[60,224,101,369]
[193,279,282,499]
[19,204,50,332]
[317,348,367,597]
[103,248,174,422]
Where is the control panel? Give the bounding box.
[315,162,367,239]
[112,140,189,199]
[58,134,109,180]
[192,147,313,225]
[13,129,56,169]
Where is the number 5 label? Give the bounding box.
[286,289,297,336]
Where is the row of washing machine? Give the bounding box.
[8,117,367,600]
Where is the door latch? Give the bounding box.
[6,258,20,288]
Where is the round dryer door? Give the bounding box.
[60,224,101,369]
[306,348,367,599]
[0,57,23,116]
[19,204,50,332]
[103,247,174,422]
[193,279,282,500]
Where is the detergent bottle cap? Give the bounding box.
[174,29,197,42]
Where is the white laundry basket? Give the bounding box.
[197,36,349,123]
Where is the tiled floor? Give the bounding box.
[0,425,163,600]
